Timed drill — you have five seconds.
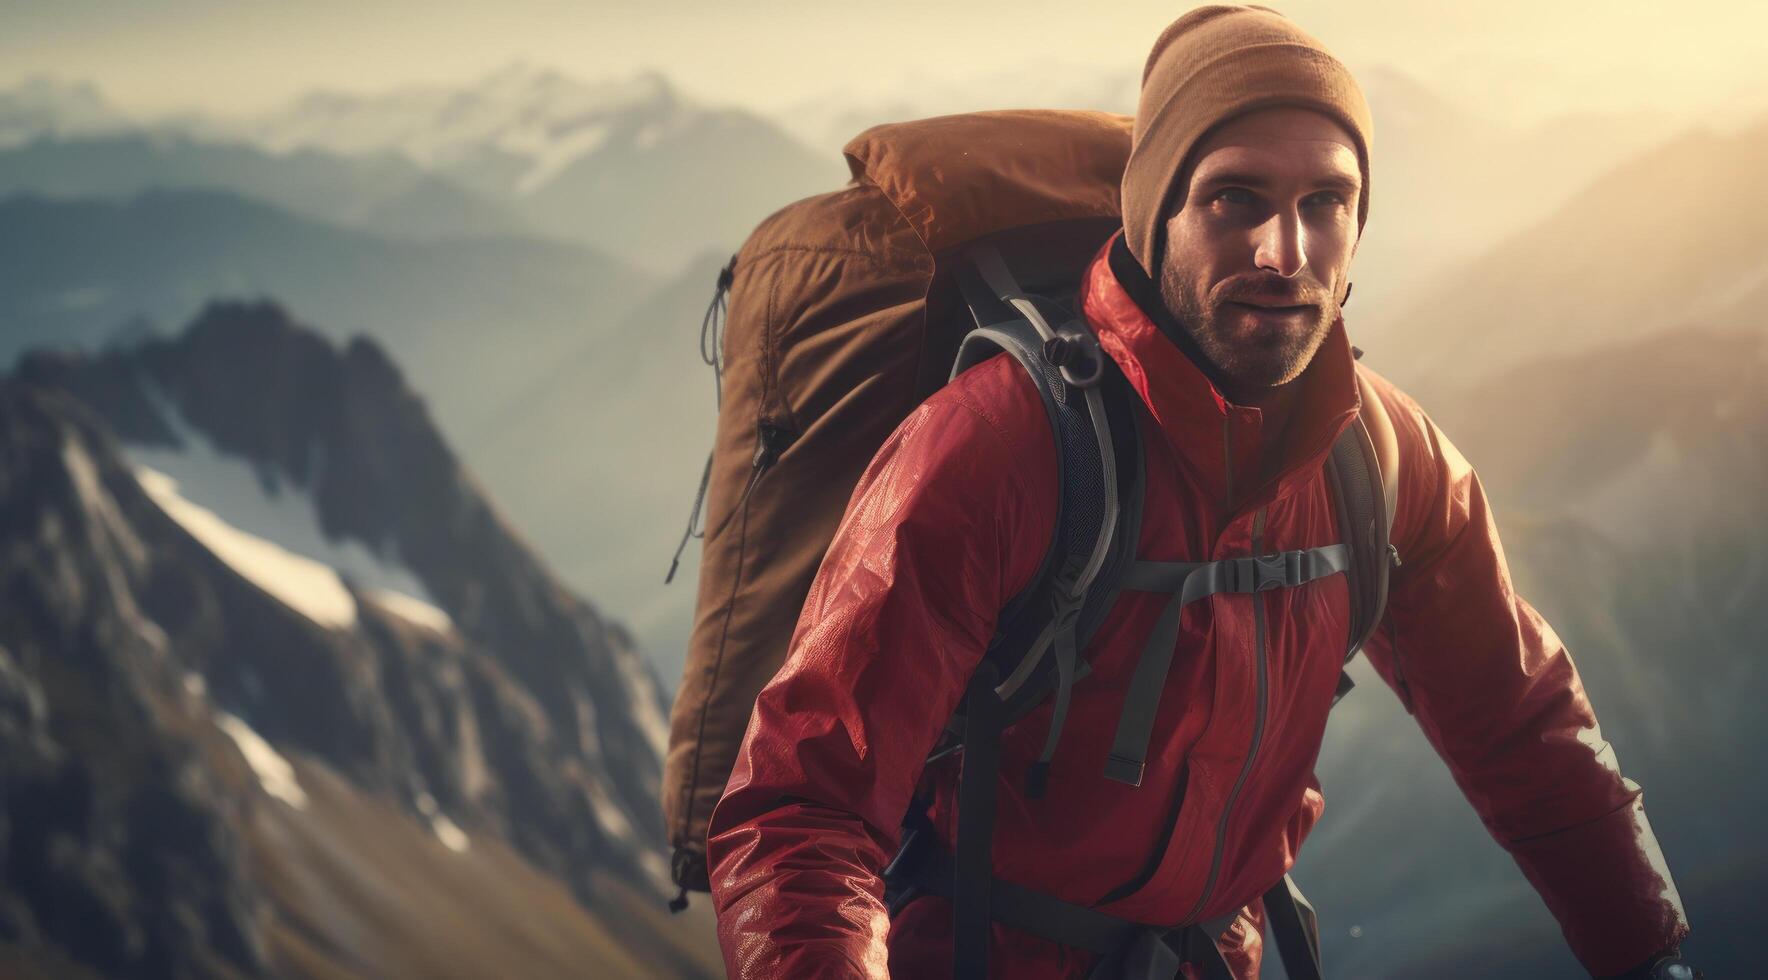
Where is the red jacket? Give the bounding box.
[706,232,1688,978]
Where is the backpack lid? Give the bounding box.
[843,110,1133,253]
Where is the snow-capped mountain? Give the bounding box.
[0,66,839,271]
[201,64,842,269]
[2,302,720,977]
[0,75,133,149]
[243,64,676,177]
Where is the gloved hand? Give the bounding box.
[1599,945,1701,980]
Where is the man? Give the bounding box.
[705,5,1692,977]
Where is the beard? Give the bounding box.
[1157,263,1340,392]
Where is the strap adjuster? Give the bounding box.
[1225,551,1300,593]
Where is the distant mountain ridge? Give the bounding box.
[1362,115,1768,390]
[0,66,840,272]
[179,64,843,270]
[238,65,680,171]
[0,132,533,241]
[0,187,647,440]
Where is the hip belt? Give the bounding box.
[884,831,1244,980]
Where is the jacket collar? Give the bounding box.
[1079,229,1363,516]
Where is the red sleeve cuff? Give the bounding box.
[1506,790,1689,977]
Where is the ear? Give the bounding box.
[1337,233,1360,307]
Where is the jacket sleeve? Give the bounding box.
[704,379,1055,979]
[1356,381,1690,977]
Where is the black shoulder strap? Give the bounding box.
[1323,358,1402,703]
[948,239,1144,793]
[931,241,1137,980]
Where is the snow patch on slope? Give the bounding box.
[415,791,470,853]
[216,711,309,809]
[616,648,668,760]
[125,407,435,603]
[136,465,359,629]
[121,391,450,632]
[366,588,454,634]
[61,438,149,572]
[584,776,638,846]
[512,120,611,194]
[602,625,668,759]
[430,814,470,853]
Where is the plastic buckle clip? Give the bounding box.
[1255,552,1292,591]
[1226,552,1295,594]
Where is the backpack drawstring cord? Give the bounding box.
[667,255,738,584]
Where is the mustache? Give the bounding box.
[1214,275,1333,308]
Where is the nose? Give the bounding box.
[1253,208,1307,279]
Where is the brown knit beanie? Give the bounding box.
[1122,4,1374,277]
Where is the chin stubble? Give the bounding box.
[1158,274,1339,390]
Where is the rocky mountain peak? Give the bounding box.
[1,303,709,977]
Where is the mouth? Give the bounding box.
[1227,301,1314,315]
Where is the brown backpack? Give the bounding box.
[662,109,1136,899]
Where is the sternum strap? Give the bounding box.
[1102,544,1351,786]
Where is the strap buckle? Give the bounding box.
[1226,551,1300,593]
[1258,552,1295,592]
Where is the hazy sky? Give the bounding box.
[4,0,1766,126]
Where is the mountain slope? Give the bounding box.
[468,250,726,686]
[0,381,266,979]
[0,189,725,674]
[1293,323,1767,977]
[1361,115,1768,390]
[3,304,717,977]
[1246,115,1768,974]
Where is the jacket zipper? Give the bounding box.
[1221,415,1235,516]
[1384,613,1415,712]
[1184,504,1271,923]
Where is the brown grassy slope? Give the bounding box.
[246,758,721,980]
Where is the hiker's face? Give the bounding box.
[1156,106,1362,394]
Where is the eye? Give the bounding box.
[1213,187,1254,206]
[1305,190,1349,208]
